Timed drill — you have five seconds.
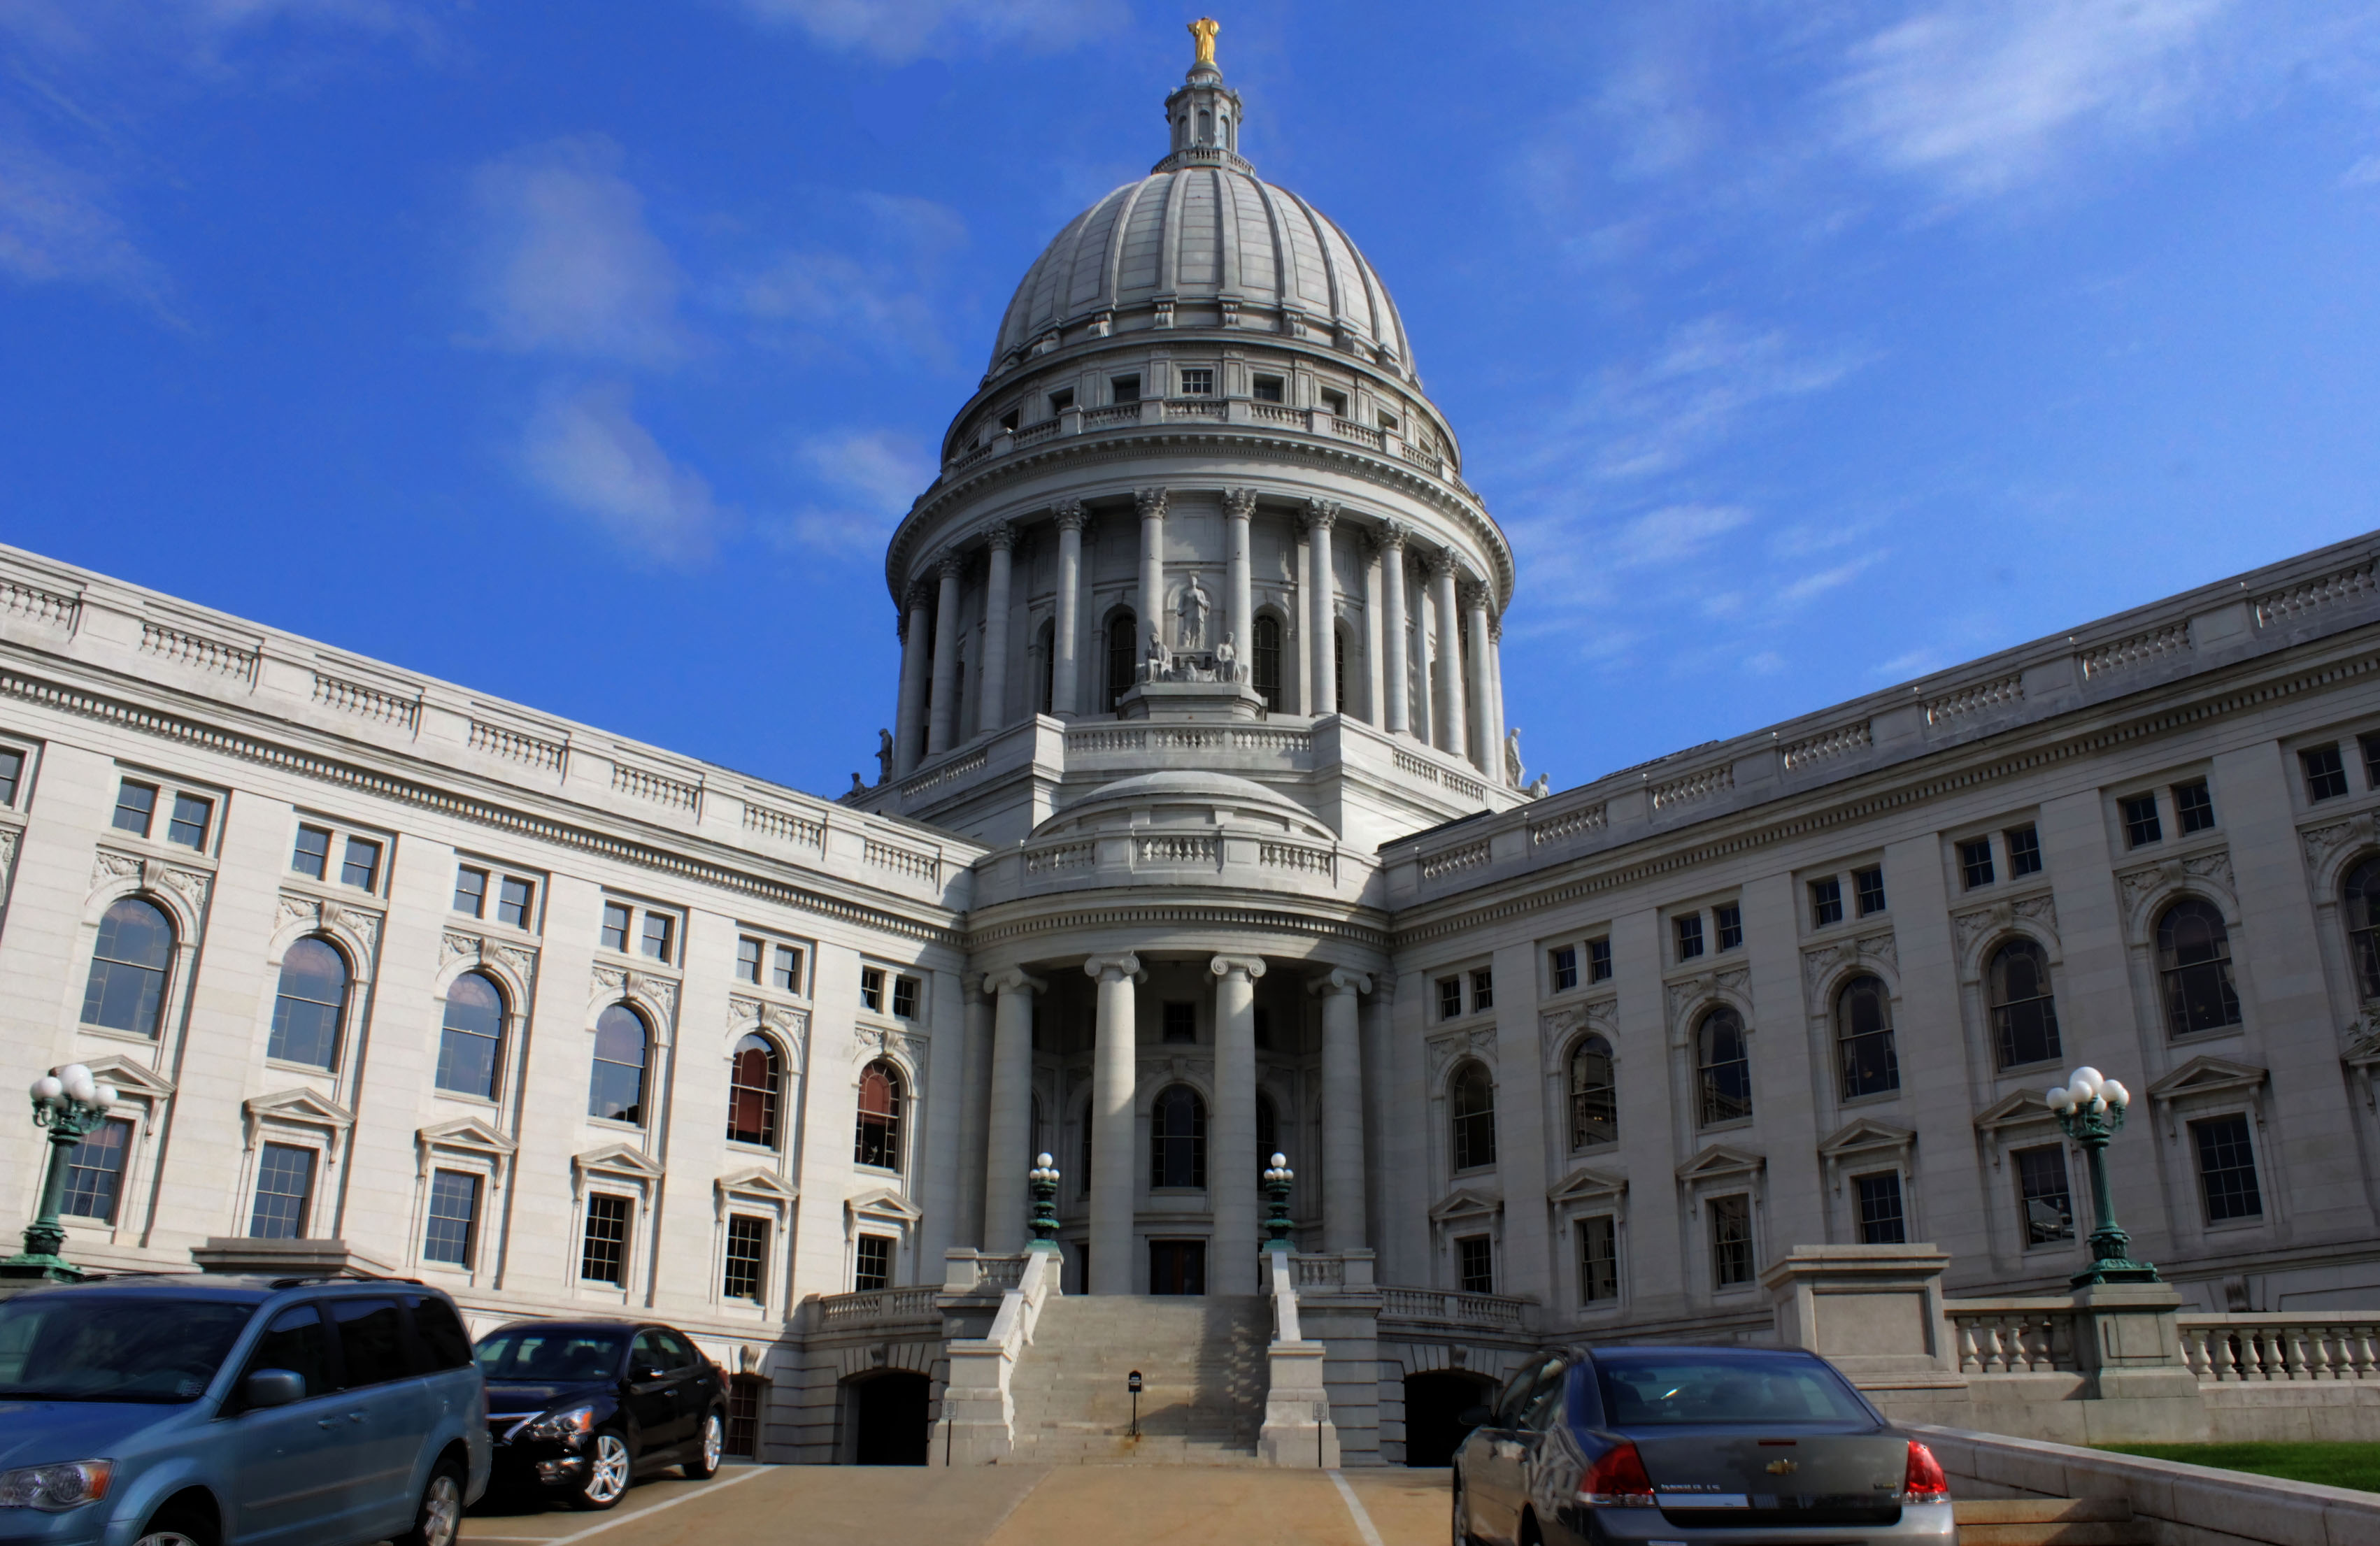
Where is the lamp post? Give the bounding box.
[1027,1152,1062,1250]
[1262,1152,1295,1252]
[2047,1065,2161,1288]
[3,1064,120,1282]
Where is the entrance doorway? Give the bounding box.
[846,1371,930,1465]
[1403,1370,1495,1467]
[1148,1239,1206,1295]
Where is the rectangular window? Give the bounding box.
[1456,1235,1494,1295]
[581,1194,632,1285]
[2121,794,2162,848]
[1437,976,1462,1020]
[998,408,1019,431]
[0,746,22,806]
[1959,838,1996,889]
[1110,373,1141,404]
[422,1170,481,1268]
[1178,367,1214,396]
[60,1119,130,1223]
[453,866,489,917]
[1377,410,1401,434]
[1709,1195,1754,1287]
[1549,945,1579,993]
[292,824,332,880]
[1714,903,1743,951]
[2007,824,2043,877]
[2173,779,2216,835]
[726,1378,762,1458]
[112,780,157,837]
[855,1233,894,1291]
[1470,968,1495,1011]
[724,1215,769,1302]
[772,945,804,994]
[2304,745,2350,802]
[2014,1145,2074,1247]
[892,975,920,1019]
[860,967,885,1013]
[1578,1216,1618,1304]
[1855,866,1888,917]
[2192,1114,2264,1223]
[249,1143,316,1240]
[600,901,632,953]
[1674,914,1705,961]
[1587,938,1613,983]
[1319,387,1348,417]
[1162,1001,1196,1043]
[496,877,535,929]
[2363,733,2380,792]
[1855,1173,1907,1245]
[1048,387,1074,414]
[736,936,764,985]
[166,794,212,850]
[639,912,674,962]
[1251,373,1284,403]
[1810,877,1844,928]
[339,836,381,891]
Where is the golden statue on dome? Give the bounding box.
[1189,16,1219,68]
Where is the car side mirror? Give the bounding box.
[243,1369,306,1410]
[1457,1405,1492,1428]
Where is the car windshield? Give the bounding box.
[0,1296,256,1403]
[1595,1352,1872,1426]
[475,1328,628,1383]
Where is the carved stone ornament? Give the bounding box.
[854,1021,926,1074]
[590,964,677,1025]
[2300,816,2373,876]
[2116,847,2235,920]
[1138,1054,1216,1084]
[91,849,143,891]
[1427,1024,1498,1084]
[729,994,809,1059]
[0,824,16,902]
[273,893,383,957]
[2346,1012,2380,1061]
[1951,892,2059,965]
[1665,967,1751,1029]
[444,930,538,992]
[1802,931,1898,1003]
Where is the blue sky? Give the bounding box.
[5,1,2379,801]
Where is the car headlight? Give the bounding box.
[0,1460,113,1511]
[523,1405,597,1442]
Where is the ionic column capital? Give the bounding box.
[1222,487,1259,521]
[1209,954,1268,981]
[1083,952,1146,984]
[1134,487,1169,520]
[1309,968,1375,997]
[984,967,1046,996]
[1053,499,1088,531]
[984,522,1018,553]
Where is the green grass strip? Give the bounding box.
[2094,1441,2380,1494]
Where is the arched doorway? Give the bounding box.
[1403,1370,1494,1467]
[846,1371,931,1465]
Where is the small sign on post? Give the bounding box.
[1127,1369,1143,1438]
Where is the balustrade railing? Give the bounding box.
[818,1284,941,1327]
[1378,1287,1531,1330]
[1948,1302,2081,1373]
[2177,1315,2380,1382]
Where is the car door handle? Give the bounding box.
[348,1411,368,1423]
[317,1419,339,1431]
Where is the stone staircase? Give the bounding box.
[1005,1294,1270,1464]
[1954,1498,2146,1546]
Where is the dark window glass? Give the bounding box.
[1593,1351,1872,1427]
[1457,1235,1494,1295]
[250,1143,315,1239]
[1162,1001,1195,1043]
[726,1378,762,1458]
[773,945,804,993]
[728,1034,781,1147]
[2121,794,2162,847]
[1854,866,1887,916]
[1255,1094,1278,1182]
[2304,745,2350,801]
[1252,374,1284,403]
[1579,1217,1619,1303]
[497,877,534,929]
[1834,975,1900,1099]
[2007,824,2043,876]
[1674,914,1704,961]
[2345,858,2380,1000]
[60,1119,130,1222]
[1709,1195,1754,1287]
[581,1194,630,1284]
[422,1171,480,1267]
[408,1296,473,1370]
[1252,1005,1271,1050]
[2014,1145,2074,1246]
[860,967,885,1013]
[1714,904,1742,951]
[1988,940,2062,1068]
[1178,367,1213,396]
[1549,946,1578,992]
[1320,387,1348,417]
[1437,976,1462,1020]
[1048,387,1074,414]
[600,902,632,952]
[2174,780,2216,834]
[892,975,920,1019]
[1105,609,1138,711]
[453,866,487,917]
[1451,1061,1497,1171]
[1810,877,1844,927]
[166,794,211,850]
[855,1059,904,1170]
[736,937,763,984]
[292,824,332,879]
[339,836,380,891]
[1110,373,1140,405]
[588,1004,649,1124]
[1568,1036,1616,1150]
[1696,1008,1752,1125]
[242,1304,334,1401]
[1150,1085,1207,1189]
[1253,613,1282,711]
[1587,938,1613,982]
[639,912,673,962]
[267,938,348,1068]
[2363,733,2380,792]
[112,780,156,837]
[1960,838,1996,889]
[1856,1172,1907,1244]
[855,1233,893,1291]
[474,1327,629,1382]
[2193,1115,2263,1222]
[436,972,504,1098]
[81,897,173,1035]
[0,747,22,805]
[2158,899,2242,1036]
[1471,968,1495,1010]
[724,1216,769,1301]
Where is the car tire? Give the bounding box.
[394,1462,467,1546]
[569,1427,634,1510]
[1450,1477,1471,1546]
[683,1408,726,1480]
[134,1506,218,1546]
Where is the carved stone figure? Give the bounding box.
[1215,631,1241,682]
[876,729,895,784]
[1177,575,1211,649]
[1505,727,1525,788]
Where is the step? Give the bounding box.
[1956,1526,2145,1546]
[1955,1501,2132,1524]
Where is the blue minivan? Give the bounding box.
[0,1274,490,1546]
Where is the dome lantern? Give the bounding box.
[1158,17,1250,176]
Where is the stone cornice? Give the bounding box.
[962,891,1392,956]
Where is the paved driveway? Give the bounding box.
[461,1463,1451,1546]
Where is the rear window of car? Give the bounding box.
[476,1327,629,1382]
[408,1296,473,1372]
[1592,1352,1871,1426]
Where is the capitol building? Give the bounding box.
[5,32,2380,1467]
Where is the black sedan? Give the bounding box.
[1451,1345,1956,1546]
[474,1319,729,1510]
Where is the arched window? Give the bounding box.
[728,1033,782,1147]
[80,897,174,1036]
[436,971,506,1098]
[1150,1084,1207,1189]
[1333,624,1348,715]
[1987,940,2062,1069]
[1568,1036,1616,1150]
[855,1059,904,1171]
[1834,975,1900,1099]
[1036,618,1056,716]
[1450,1061,1497,1171]
[1696,1008,1752,1126]
[269,938,349,1068]
[1253,614,1283,710]
[589,1004,649,1124]
[2348,859,2380,1000]
[1104,608,1137,711]
[1256,1091,1280,1187]
[2158,899,2242,1036]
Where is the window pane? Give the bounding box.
[1835,976,1900,1099]
[1150,1085,1206,1189]
[581,1194,630,1284]
[2006,825,2042,876]
[1579,1216,1619,1303]
[453,866,487,916]
[772,945,803,993]
[1856,1173,1907,1244]
[61,1119,131,1222]
[244,1305,334,1399]
[855,1061,903,1170]
[892,975,919,1019]
[1162,1001,1195,1043]
[2174,780,2216,833]
[423,1171,481,1266]
[436,973,505,1098]
[728,1034,781,1147]
[2193,1115,2263,1222]
[1451,1064,1497,1171]
[2016,1146,2074,1245]
[1568,1036,1616,1150]
[1458,1236,1494,1294]
[267,938,348,1068]
[2121,794,2162,847]
[0,747,22,806]
[336,837,378,890]
[601,902,631,952]
[1588,939,1612,982]
[497,877,534,929]
[1988,941,2062,1068]
[1960,838,1995,888]
[2304,745,2349,801]
[1470,968,1494,1010]
[1709,1196,1754,1287]
[2157,900,2242,1036]
[724,1216,769,1301]
[1811,878,1843,927]
[860,967,884,1012]
[82,898,174,1036]
[590,1005,648,1124]
[1549,947,1577,992]
[640,912,673,961]
[112,780,156,837]
[1697,1010,1752,1125]
[1675,915,1704,961]
[2346,859,2380,999]
[1855,867,1887,916]
[291,824,331,879]
[250,1143,315,1239]
[736,937,763,984]
[855,1234,893,1291]
[1437,977,1462,1019]
[166,794,211,849]
[1713,905,1742,951]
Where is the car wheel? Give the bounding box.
[135,1508,218,1546]
[683,1409,725,1480]
[569,1428,634,1510]
[1450,1477,1470,1546]
[395,1462,466,1546]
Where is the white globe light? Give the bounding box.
[1271,1152,1288,1168]
[57,1063,91,1088]
[1036,1152,1053,1167]
[2070,1066,2103,1094]
[2102,1080,2129,1108]
[2047,1086,2074,1111]
[31,1075,63,1102]
[95,1085,120,1106]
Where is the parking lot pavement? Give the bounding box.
[457,1462,1449,1546]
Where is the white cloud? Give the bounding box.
[1606,503,1753,569]
[0,142,171,309]
[735,193,968,363]
[519,380,725,566]
[732,0,1122,64]
[466,138,691,366]
[2344,153,2380,187]
[764,429,935,556]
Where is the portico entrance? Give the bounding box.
[1150,1239,1206,1295]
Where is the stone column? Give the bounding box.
[1316,969,1373,1251]
[1465,582,1497,775]
[1085,952,1143,1293]
[1293,526,1313,714]
[1052,502,1085,717]
[1211,954,1267,1296]
[925,552,964,757]
[981,967,1043,1252]
[976,524,1016,735]
[1409,557,1433,746]
[1379,525,1410,736]
[1361,533,1385,727]
[1429,550,1467,760]
[958,976,992,1247]
[1136,487,1167,659]
[1488,617,1510,785]
[895,582,933,777]
[1224,488,1256,667]
[1305,499,1339,717]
